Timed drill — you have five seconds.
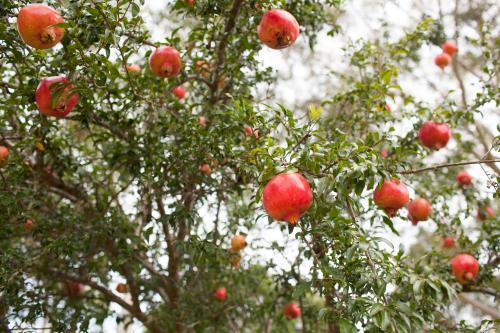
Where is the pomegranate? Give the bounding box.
[450,254,479,284]
[477,206,494,221]
[64,281,83,297]
[435,53,451,69]
[230,252,241,268]
[442,236,455,248]
[198,116,207,126]
[442,41,458,56]
[283,302,301,320]
[199,164,211,175]
[408,197,432,225]
[244,126,259,138]
[149,46,182,78]
[263,172,313,225]
[373,179,409,217]
[257,9,300,49]
[116,283,128,293]
[418,121,451,150]
[214,287,227,301]
[231,235,247,251]
[456,170,472,186]
[35,76,79,118]
[385,103,391,113]
[17,4,65,49]
[380,149,389,158]
[195,60,211,78]
[171,85,186,100]
[24,219,35,232]
[0,146,9,161]
[126,64,141,74]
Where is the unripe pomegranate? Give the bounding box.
[17,4,65,49]
[450,254,479,284]
[263,172,313,225]
[477,206,494,221]
[373,179,409,217]
[171,85,186,100]
[198,116,207,126]
[64,281,83,297]
[24,219,35,232]
[35,76,79,118]
[442,236,455,248]
[214,287,227,301]
[408,197,432,225]
[418,121,451,150]
[126,64,141,74]
[116,283,128,293]
[199,163,211,175]
[456,170,472,186]
[0,146,9,161]
[149,46,182,78]
[231,235,247,251]
[257,9,300,49]
[435,53,451,69]
[283,302,301,320]
[442,41,458,56]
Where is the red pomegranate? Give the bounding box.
[214,287,227,301]
[198,116,207,126]
[380,149,389,158]
[442,41,458,56]
[435,53,451,69]
[408,197,432,225]
[477,206,494,221]
[17,4,65,49]
[283,302,301,320]
[171,85,186,100]
[24,219,35,232]
[0,146,9,161]
[257,9,300,49]
[418,121,451,150]
[199,164,211,175]
[455,170,472,186]
[373,179,409,217]
[64,281,83,297]
[385,103,391,113]
[263,172,313,225]
[116,283,128,293]
[126,64,141,74]
[149,46,182,78]
[442,236,455,248]
[450,254,479,284]
[35,76,79,118]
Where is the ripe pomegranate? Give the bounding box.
[373,179,409,217]
[442,236,455,248]
[171,85,186,100]
[380,149,389,158]
[17,4,65,49]
[116,283,128,293]
[418,121,451,150]
[24,219,35,232]
[214,287,227,301]
[257,9,300,49]
[0,146,9,161]
[477,206,494,221]
[199,163,211,175]
[244,126,259,138]
[442,41,458,56]
[435,53,451,69]
[149,46,182,78]
[408,197,432,226]
[126,64,141,74]
[456,170,472,186]
[283,302,301,320]
[64,281,83,297]
[198,116,207,126]
[231,235,247,252]
[35,76,79,118]
[450,254,479,284]
[263,172,313,225]
[185,0,194,5]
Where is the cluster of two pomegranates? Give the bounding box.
[434,41,458,70]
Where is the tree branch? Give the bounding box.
[399,159,500,174]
